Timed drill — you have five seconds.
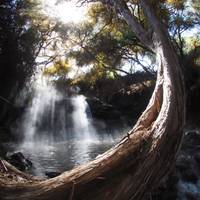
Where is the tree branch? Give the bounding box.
[108,0,154,51]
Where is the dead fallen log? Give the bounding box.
[0,1,185,200]
[0,44,185,199]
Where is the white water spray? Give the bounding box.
[71,95,97,141]
[19,70,98,148]
[12,70,123,176]
[21,75,63,145]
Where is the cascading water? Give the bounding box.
[9,72,120,176]
[20,74,64,145]
[20,75,98,145]
[71,95,97,141]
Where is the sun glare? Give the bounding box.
[43,0,87,24]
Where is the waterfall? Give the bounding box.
[18,72,97,147]
[20,75,64,145]
[71,95,97,141]
[11,72,117,176]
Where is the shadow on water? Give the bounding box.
[5,74,200,199]
[7,75,128,177]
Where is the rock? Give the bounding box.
[0,127,13,143]
[176,156,191,172]
[194,152,200,164]
[151,179,178,200]
[183,131,200,148]
[6,152,32,171]
[181,169,198,184]
[185,192,200,200]
[176,155,198,184]
[86,97,121,120]
[45,171,61,178]
[0,143,6,158]
[167,174,179,186]
[109,83,153,117]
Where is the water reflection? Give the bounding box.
[12,73,128,177]
[10,134,120,177]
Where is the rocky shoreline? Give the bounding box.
[2,127,200,200]
[151,128,200,200]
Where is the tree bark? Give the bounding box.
[0,1,185,200]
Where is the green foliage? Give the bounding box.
[42,0,198,89]
[0,0,50,124]
[43,60,71,77]
[51,0,196,87]
[0,0,48,87]
[61,2,153,81]
[192,0,200,12]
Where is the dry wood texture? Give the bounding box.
[0,1,185,199]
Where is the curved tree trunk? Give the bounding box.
[0,1,185,200]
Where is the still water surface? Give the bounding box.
[7,131,123,177]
